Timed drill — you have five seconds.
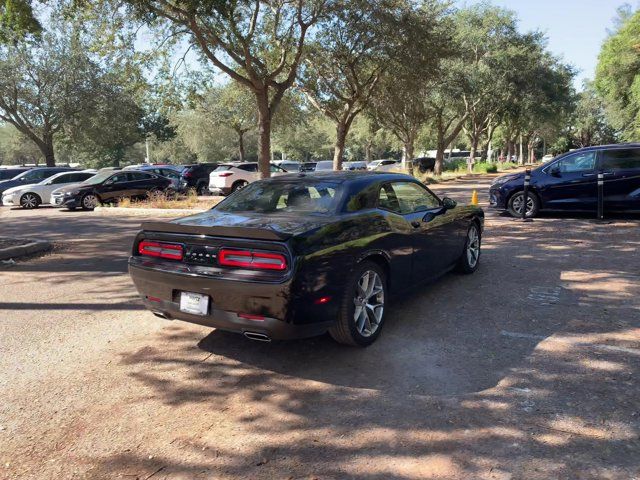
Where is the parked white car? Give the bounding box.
[343,161,367,170]
[209,162,288,195]
[2,170,97,208]
[367,159,399,171]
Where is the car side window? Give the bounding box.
[378,184,401,212]
[553,152,596,173]
[109,173,129,184]
[129,172,152,181]
[270,164,286,173]
[50,174,72,184]
[388,182,440,214]
[602,149,640,170]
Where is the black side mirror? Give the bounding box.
[550,167,561,177]
[442,197,457,210]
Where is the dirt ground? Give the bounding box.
[0,174,639,480]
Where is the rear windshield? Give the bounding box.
[0,169,26,180]
[214,165,234,172]
[215,180,343,214]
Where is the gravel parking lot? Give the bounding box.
[1,174,639,479]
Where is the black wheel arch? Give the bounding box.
[21,191,42,203]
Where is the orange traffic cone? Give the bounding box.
[470,190,479,205]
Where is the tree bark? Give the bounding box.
[468,135,479,173]
[365,141,372,163]
[434,117,466,176]
[237,129,246,162]
[256,91,272,179]
[333,120,348,171]
[41,134,55,167]
[403,139,415,176]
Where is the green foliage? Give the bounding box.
[595,9,640,141]
[0,0,41,43]
[571,82,619,147]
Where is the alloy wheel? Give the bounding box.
[512,193,535,216]
[83,194,97,209]
[466,226,480,268]
[353,270,385,337]
[21,193,38,209]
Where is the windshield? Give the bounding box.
[14,169,44,182]
[81,171,112,185]
[215,180,343,214]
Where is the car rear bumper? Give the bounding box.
[209,186,232,195]
[128,259,333,340]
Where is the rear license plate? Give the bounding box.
[179,291,209,316]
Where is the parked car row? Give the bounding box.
[0,166,174,210]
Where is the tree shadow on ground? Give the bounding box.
[98,214,640,479]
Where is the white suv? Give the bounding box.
[209,163,289,195]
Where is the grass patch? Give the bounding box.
[117,190,222,210]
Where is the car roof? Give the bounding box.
[570,143,640,152]
[269,171,413,183]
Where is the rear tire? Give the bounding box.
[329,261,387,347]
[196,183,208,196]
[231,180,249,193]
[507,191,540,218]
[20,193,41,209]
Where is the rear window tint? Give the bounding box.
[602,149,640,170]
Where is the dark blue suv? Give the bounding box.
[490,144,640,218]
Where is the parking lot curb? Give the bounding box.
[0,238,52,261]
[95,206,207,217]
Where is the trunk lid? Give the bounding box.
[141,210,335,241]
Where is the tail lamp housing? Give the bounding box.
[138,240,184,261]
[218,249,287,271]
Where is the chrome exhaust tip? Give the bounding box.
[243,331,271,342]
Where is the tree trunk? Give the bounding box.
[519,134,524,165]
[468,135,479,173]
[40,134,55,167]
[256,91,272,179]
[365,141,372,163]
[237,130,246,162]
[403,139,415,176]
[434,133,446,176]
[333,120,348,171]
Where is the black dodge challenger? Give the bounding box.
[129,172,484,346]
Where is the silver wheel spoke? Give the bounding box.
[353,270,385,337]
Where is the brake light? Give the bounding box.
[183,171,193,178]
[138,240,184,260]
[216,172,233,177]
[218,249,287,271]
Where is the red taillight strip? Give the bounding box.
[218,249,287,271]
[138,240,184,261]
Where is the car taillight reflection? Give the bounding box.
[138,240,184,261]
[218,249,287,271]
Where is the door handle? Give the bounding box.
[582,173,597,177]
[411,221,421,228]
